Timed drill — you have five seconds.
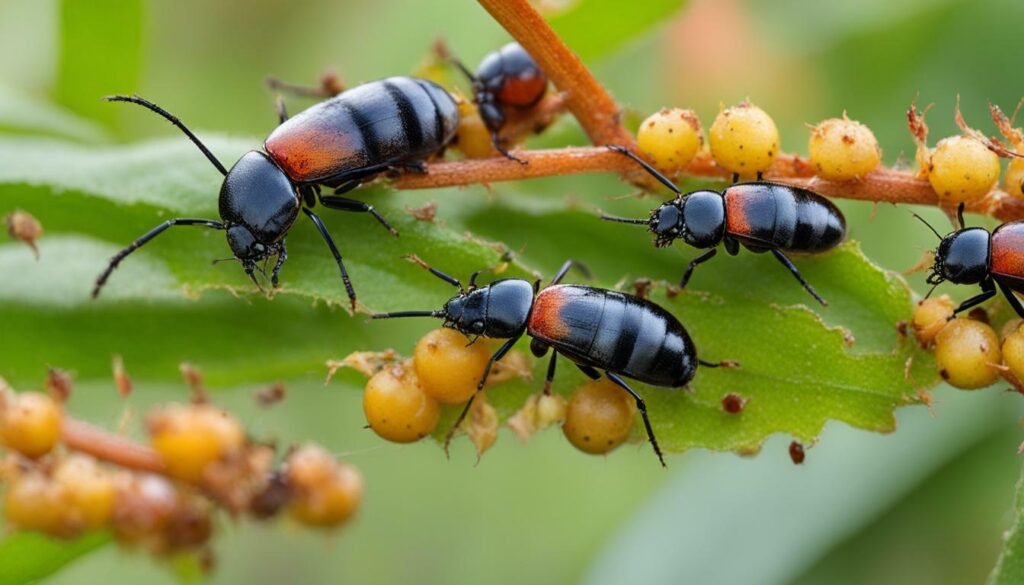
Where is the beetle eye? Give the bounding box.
[470,320,485,334]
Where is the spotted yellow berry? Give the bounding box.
[413,328,490,404]
[709,101,779,178]
[562,379,636,455]
[1002,321,1024,387]
[637,108,703,174]
[286,445,364,529]
[928,136,1001,204]
[3,470,63,534]
[912,295,956,347]
[53,455,117,533]
[934,318,1001,389]
[363,362,440,443]
[808,116,881,181]
[0,391,62,458]
[147,404,246,484]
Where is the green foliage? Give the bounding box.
[55,0,145,129]
[0,533,107,585]
[547,0,686,61]
[989,461,1024,585]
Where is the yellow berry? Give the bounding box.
[3,471,63,534]
[455,100,497,159]
[709,101,779,178]
[1002,323,1024,386]
[637,108,703,174]
[53,455,116,532]
[413,328,490,404]
[808,116,881,181]
[147,404,246,483]
[1006,158,1024,200]
[0,391,62,458]
[928,136,1001,204]
[912,295,956,346]
[286,445,363,529]
[562,379,636,455]
[363,362,440,443]
[934,318,1001,389]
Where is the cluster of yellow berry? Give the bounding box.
[634,98,1024,204]
[911,298,1024,390]
[0,370,362,565]
[636,100,881,182]
[334,328,658,459]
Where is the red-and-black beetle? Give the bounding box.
[601,146,846,305]
[919,204,1024,318]
[451,42,548,163]
[93,76,459,308]
[373,258,732,466]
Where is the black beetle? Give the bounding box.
[373,258,733,466]
[601,146,846,305]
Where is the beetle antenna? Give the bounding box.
[372,310,443,320]
[910,212,943,240]
[447,57,478,84]
[211,257,240,265]
[607,145,683,195]
[599,212,649,226]
[923,281,940,299]
[105,95,229,176]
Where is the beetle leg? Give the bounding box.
[724,236,740,256]
[575,363,601,380]
[391,161,428,175]
[92,218,224,298]
[952,278,997,317]
[274,95,289,124]
[549,259,590,286]
[541,352,558,395]
[442,334,523,457]
[679,248,718,289]
[270,241,288,288]
[302,208,357,311]
[771,249,828,306]
[997,281,1024,319]
[604,372,666,468]
[491,131,529,165]
[318,194,399,237]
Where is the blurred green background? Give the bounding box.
[1,0,1024,583]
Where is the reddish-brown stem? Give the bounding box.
[398,148,1024,220]
[61,417,166,474]
[476,0,634,149]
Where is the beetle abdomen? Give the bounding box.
[724,183,845,253]
[528,285,696,387]
[265,77,458,183]
[992,221,1024,289]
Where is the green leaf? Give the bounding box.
[0,532,108,585]
[989,460,1024,584]
[0,85,108,143]
[546,0,686,61]
[0,126,936,455]
[55,0,145,129]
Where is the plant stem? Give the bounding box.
[61,417,166,474]
[398,148,1024,219]
[476,0,634,149]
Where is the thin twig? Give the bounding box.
[398,148,1024,220]
[61,417,166,474]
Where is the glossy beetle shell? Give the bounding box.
[527,285,697,387]
[265,77,459,183]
